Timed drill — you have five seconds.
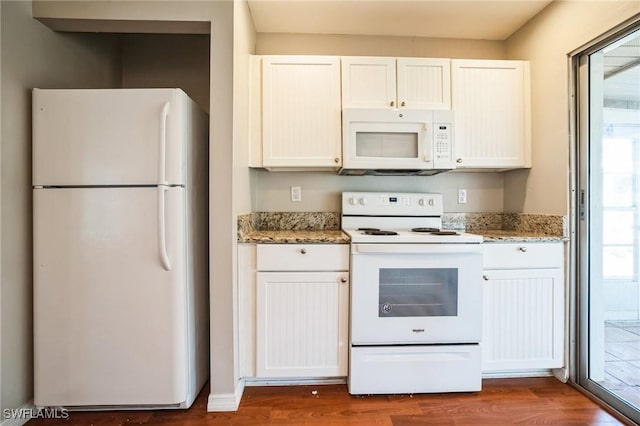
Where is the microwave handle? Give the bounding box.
[423,122,431,162]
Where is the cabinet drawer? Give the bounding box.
[483,243,563,269]
[257,244,349,271]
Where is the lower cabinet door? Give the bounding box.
[256,271,349,378]
[482,268,564,372]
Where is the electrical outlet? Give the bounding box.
[458,189,467,204]
[290,186,302,202]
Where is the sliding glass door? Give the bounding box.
[576,25,640,423]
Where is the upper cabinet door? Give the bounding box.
[452,60,532,169]
[341,57,397,109]
[396,58,451,110]
[262,56,342,169]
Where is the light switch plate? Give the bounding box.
[458,189,467,204]
[291,186,302,202]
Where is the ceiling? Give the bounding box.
[603,33,640,103]
[247,0,553,41]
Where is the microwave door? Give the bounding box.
[346,122,431,169]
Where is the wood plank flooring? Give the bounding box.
[27,378,627,426]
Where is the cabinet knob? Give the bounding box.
[483,275,489,281]
[401,101,406,107]
[390,101,395,107]
[456,158,463,164]
[300,248,307,254]
[518,247,527,253]
[334,158,340,163]
[340,277,347,283]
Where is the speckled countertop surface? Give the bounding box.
[479,230,568,243]
[238,212,568,244]
[239,230,350,244]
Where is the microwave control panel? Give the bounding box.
[434,123,452,161]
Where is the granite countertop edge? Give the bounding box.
[478,230,568,243]
[238,229,567,244]
[238,230,350,244]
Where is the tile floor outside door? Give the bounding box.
[602,320,640,409]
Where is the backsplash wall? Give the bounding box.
[252,170,504,213]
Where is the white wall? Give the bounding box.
[232,0,256,396]
[233,1,255,216]
[257,33,507,59]
[504,0,640,215]
[254,171,504,213]
[253,33,508,213]
[31,0,238,411]
[0,0,121,414]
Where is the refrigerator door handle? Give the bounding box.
[158,101,170,185]
[158,185,172,271]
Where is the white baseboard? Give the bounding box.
[207,379,245,412]
[245,377,346,386]
[482,370,554,379]
[552,367,569,383]
[1,400,35,426]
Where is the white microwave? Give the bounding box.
[340,108,455,176]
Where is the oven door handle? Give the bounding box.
[352,243,483,255]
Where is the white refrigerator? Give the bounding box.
[33,88,209,409]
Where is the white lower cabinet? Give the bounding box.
[482,243,564,374]
[253,244,349,379]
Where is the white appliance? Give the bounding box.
[342,192,483,395]
[32,88,209,409]
[340,109,455,175]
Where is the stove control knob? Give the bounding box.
[349,197,357,205]
[359,197,368,205]
[428,198,435,206]
[418,198,426,206]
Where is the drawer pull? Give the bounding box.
[300,248,307,254]
[518,247,527,253]
[482,275,489,281]
[340,277,347,283]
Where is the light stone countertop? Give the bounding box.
[479,230,568,243]
[239,230,350,244]
[237,212,569,244]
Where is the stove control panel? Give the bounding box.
[342,192,443,216]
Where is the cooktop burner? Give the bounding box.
[411,227,459,236]
[358,227,380,231]
[363,230,399,236]
[431,231,459,236]
[411,227,440,233]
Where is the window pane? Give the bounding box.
[602,138,633,173]
[603,210,635,244]
[602,246,634,278]
[602,174,634,207]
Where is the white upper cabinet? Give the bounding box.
[341,57,451,110]
[452,59,531,169]
[341,57,396,109]
[396,58,451,110]
[261,56,342,170]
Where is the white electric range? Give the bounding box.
[342,192,484,395]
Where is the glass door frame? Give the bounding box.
[572,16,640,424]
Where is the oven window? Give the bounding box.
[378,268,458,317]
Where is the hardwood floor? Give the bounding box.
[27,378,628,426]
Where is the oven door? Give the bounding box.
[350,243,483,345]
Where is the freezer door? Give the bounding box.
[34,187,188,407]
[33,89,187,186]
